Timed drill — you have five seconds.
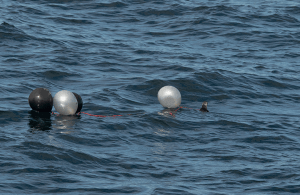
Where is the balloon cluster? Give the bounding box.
[29,85,184,115]
[28,88,83,115]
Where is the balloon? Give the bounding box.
[53,90,78,115]
[157,86,181,108]
[72,92,83,113]
[28,88,53,112]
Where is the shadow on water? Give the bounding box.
[28,110,52,131]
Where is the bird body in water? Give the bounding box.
[200,101,209,112]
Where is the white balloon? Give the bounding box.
[158,86,181,108]
[53,90,78,115]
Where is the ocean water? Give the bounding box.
[1,0,300,194]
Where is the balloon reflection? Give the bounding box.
[28,110,52,131]
[152,128,175,159]
[53,114,80,130]
[157,108,180,117]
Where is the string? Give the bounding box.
[169,106,182,116]
[169,106,201,116]
[182,106,200,111]
[52,112,59,116]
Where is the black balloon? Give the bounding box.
[28,88,53,112]
[73,92,83,113]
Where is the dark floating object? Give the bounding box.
[73,92,83,113]
[28,88,53,112]
[200,101,209,112]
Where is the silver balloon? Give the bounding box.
[157,86,181,108]
[53,90,78,115]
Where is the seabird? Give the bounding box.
[200,101,209,112]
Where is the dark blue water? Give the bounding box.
[1,0,300,194]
